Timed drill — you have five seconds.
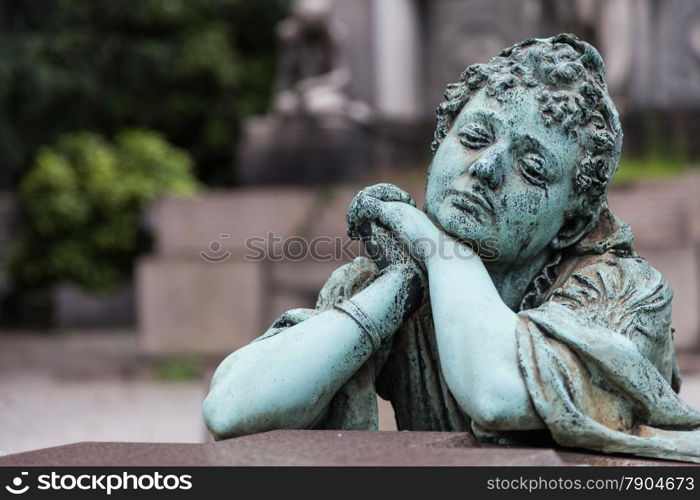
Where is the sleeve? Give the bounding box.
[253,256,385,431]
[515,256,700,463]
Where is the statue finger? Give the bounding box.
[270,308,319,329]
[346,192,382,239]
[361,183,416,207]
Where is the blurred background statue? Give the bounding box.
[273,0,372,125]
[237,0,372,185]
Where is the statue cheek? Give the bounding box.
[505,191,544,225]
[435,138,466,174]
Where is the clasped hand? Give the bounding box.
[346,183,442,267]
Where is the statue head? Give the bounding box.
[425,34,623,267]
[293,0,332,27]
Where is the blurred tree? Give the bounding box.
[0,0,290,186]
[8,130,199,293]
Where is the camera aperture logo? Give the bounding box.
[5,472,29,494]
[4,471,192,495]
[200,233,231,263]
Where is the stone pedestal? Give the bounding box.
[237,116,371,185]
[137,189,352,355]
[149,189,318,258]
[53,283,135,328]
[0,430,689,466]
[138,258,264,355]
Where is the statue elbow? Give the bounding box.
[203,393,233,440]
[462,385,539,432]
[202,390,253,440]
[203,384,287,440]
[469,400,517,431]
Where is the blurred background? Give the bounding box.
[2,0,700,455]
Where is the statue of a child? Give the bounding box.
[204,34,700,463]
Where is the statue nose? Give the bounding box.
[467,148,504,189]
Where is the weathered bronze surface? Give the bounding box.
[205,34,700,463]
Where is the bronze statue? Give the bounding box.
[205,34,700,463]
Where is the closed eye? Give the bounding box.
[520,153,548,188]
[458,123,493,150]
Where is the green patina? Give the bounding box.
[204,34,700,463]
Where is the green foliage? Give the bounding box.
[0,0,290,186]
[9,130,199,292]
[156,356,203,381]
[613,132,690,186]
[613,155,688,186]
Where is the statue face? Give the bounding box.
[425,85,581,266]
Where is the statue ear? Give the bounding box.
[551,212,595,250]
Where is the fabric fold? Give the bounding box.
[517,301,700,463]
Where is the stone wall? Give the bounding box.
[137,188,355,355]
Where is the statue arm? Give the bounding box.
[344,185,541,431]
[203,265,415,440]
[425,239,544,431]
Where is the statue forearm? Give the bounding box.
[203,267,414,440]
[425,240,543,430]
[203,310,369,439]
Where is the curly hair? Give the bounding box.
[431,34,623,217]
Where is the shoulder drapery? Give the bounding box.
[517,295,700,463]
[514,204,700,463]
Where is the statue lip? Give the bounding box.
[447,189,495,215]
